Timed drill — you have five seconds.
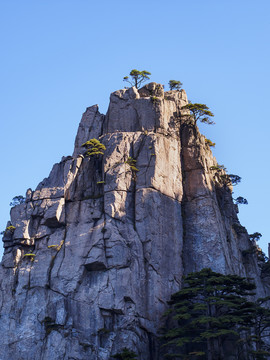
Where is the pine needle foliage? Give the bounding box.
[161,268,267,360]
[220,174,241,186]
[249,232,262,242]
[205,139,216,148]
[234,196,248,205]
[181,103,215,125]
[1,225,16,235]
[81,138,106,157]
[125,157,139,172]
[123,69,151,89]
[10,195,25,207]
[169,80,183,91]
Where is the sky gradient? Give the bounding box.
[0,0,270,257]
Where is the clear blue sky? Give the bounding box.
[0,0,270,258]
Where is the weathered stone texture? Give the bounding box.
[0,84,266,359]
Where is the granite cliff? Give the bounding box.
[0,83,268,359]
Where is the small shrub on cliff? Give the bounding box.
[181,102,215,125]
[125,157,139,172]
[112,347,137,360]
[151,96,159,103]
[1,225,16,235]
[123,69,151,89]
[249,232,262,242]
[210,164,226,172]
[168,80,182,90]
[234,196,248,205]
[81,138,106,157]
[10,195,25,207]
[205,138,216,147]
[24,253,36,262]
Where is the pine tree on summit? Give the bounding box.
[169,80,182,90]
[123,69,151,89]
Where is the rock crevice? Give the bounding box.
[0,83,266,359]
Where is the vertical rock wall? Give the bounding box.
[0,83,266,359]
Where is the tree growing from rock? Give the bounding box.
[81,138,106,157]
[249,232,262,242]
[123,69,151,89]
[205,139,216,147]
[250,297,270,359]
[220,174,241,186]
[0,225,16,235]
[125,157,139,172]
[169,80,182,91]
[161,268,267,360]
[181,103,215,125]
[10,195,25,207]
[234,196,248,205]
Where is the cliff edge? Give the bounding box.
[0,83,267,359]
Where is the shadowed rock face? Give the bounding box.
[0,83,267,359]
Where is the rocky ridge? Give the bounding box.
[0,83,267,359]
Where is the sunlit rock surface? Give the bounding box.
[0,83,267,359]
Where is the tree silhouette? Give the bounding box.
[162,268,262,360]
[181,103,215,125]
[123,69,151,89]
[169,80,182,90]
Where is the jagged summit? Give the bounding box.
[0,83,267,359]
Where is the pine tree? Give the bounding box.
[250,297,270,359]
[181,103,215,125]
[169,80,182,91]
[162,268,257,360]
[81,138,106,157]
[123,69,151,89]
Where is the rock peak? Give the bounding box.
[0,84,266,360]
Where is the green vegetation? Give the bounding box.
[169,80,182,90]
[81,138,106,157]
[181,102,215,125]
[47,240,64,251]
[10,195,25,207]
[210,164,226,172]
[123,69,151,89]
[112,347,138,360]
[220,174,241,186]
[125,157,139,172]
[151,96,159,103]
[249,232,262,242]
[24,253,36,262]
[205,139,216,147]
[210,165,241,187]
[162,268,270,359]
[1,225,16,235]
[234,196,248,205]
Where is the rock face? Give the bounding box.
[0,83,268,359]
